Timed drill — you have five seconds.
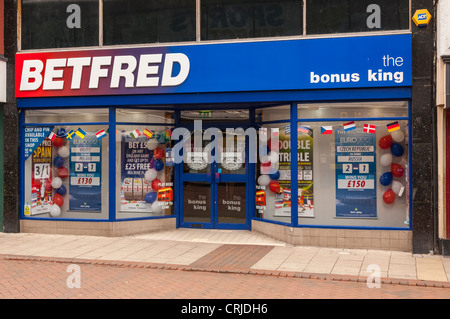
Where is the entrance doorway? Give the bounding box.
[178,110,251,229]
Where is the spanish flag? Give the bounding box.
[387,121,400,132]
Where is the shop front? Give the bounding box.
[15,33,413,250]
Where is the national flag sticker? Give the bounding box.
[95,129,107,140]
[298,125,310,133]
[48,131,56,141]
[75,128,87,139]
[363,124,376,134]
[387,121,400,132]
[321,126,333,135]
[143,128,154,139]
[343,121,356,131]
[130,129,141,139]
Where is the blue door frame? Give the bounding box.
[177,122,253,230]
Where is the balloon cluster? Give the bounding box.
[378,129,406,205]
[257,131,281,194]
[143,137,166,213]
[50,128,70,217]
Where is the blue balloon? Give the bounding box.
[390,142,404,157]
[154,159,164,171]
[53,156,65,168]
[379,172,393,186]
[269,170,280,180]
[145,192,157,204]
[57,185,67,196]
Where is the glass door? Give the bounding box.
[179,124,249,229]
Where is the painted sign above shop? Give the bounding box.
[15,34,412,98]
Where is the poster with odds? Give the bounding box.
[31,138,52,215]
[69,132,102,211]
[335,127,377,218]
[276,126,314,217]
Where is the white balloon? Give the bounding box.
[380,153,393,167]
[151,201,163,214]
[144,169,157,182]
[392,181,404,194]
[146,140,159,150]
[268,152,279,163]
[49,204,61,217]
[51,177,63,189]
[58,146,70,158]
[257,174,271,186]
[391,130,405,143]
[259,154,270,164]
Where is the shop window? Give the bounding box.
[296,101,410,228]
[115,109,175,218]
[305,0,409,35]
[23,112,110,219]
[103,0,196,45]
[21,0,99,50]
[201,0,303,41]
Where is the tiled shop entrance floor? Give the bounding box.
[131,229,287,246]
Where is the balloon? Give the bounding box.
[57,167,69,179]
[144,169,157,182]
[391,130,405,143]
[44,180,52,192]
[53,156,65,168]
[379,172,393,186]
[57,128,67,137]
[257,175,271,186]
[146,139,159,150]
[151,179,162,191]
[57,185,67,196]
[144,192,157,204]
[53,137,64,148]
[153,147,165,160]
[32,178,42,187]
[49,204,61,217]
[51,177,62,189]
[378,135,393,150]
[269,170,280,180]
[383,189,396,204]
[53,193,64,207]
[154,159,164,171]
[391,163,405,177]
[390,143,404,157]
[267,139,281,151]
[151,201,163,214]
[269,180,281,193]
[58,146,70,158]
[380,153,393,167]
[392,181,404,194]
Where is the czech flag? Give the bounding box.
[321,126,333,135]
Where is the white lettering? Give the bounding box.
[67,57,91,89]
[20,60,44,91]
[111,55,137,88]
[43,58,67,90]
[161,53,190,86]
[89,56,112,89]
[136,54,162,87]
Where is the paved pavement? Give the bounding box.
[0,228,450,292]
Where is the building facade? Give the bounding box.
[4,0,438,254]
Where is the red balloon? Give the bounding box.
[383,189,396,204]
[378,135,393,150]
[267,139,281,151]
[57,167,69,179]
[391,163,405,177]
[32,178,42,187]
[151,178,162,191]
[269,180,281,194]
[153,147,165,160]
[53,137,64,148]
[53,193,64,207]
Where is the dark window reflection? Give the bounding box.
[21,0,99,50]
[103,0,196,45]
[201,0,303,40]
[306,0,409,35]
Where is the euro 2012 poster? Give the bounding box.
[275,125,314,217]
